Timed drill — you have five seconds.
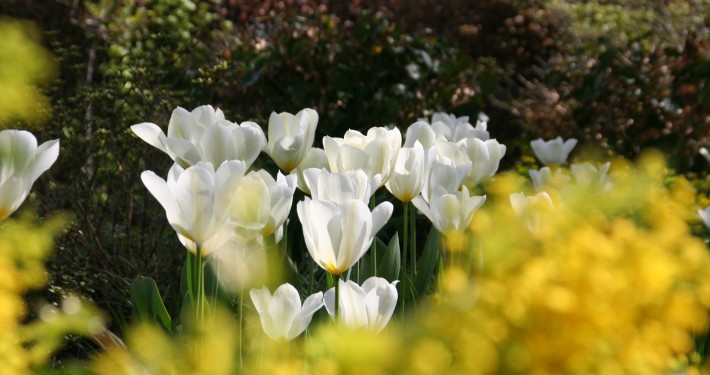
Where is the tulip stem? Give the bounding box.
[334,274,341,320]
[401,202,409,309]
[371,195,377,276]
[239,288,244,367]
[438,236,445,294]
[193,245,206,364]
[195,245,205,325]
[410,203,417,276]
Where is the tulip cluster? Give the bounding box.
[129,104,517,340]
[526,136,613,193]
[130,106,398,338]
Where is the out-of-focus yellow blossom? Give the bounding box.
[92,308,237,375]
[412,154,710,375]
[0,217,60,374]
[0,216,104,374]
[0,19,56,128]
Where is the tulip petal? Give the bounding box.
[131,123,167,152]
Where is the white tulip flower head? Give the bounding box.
[250,283,324,341]
[510,191,555,234]
[267,108,319,173]
[141,160,247,256]
[297,198,393,276]
[530,137,577,166]
[529,166,572,191]
[323,126,402,186]
[385,141,426,202]
[228,170,297,240]
[404,121,437,149]
[699,147,710,163]
[131,105,266,169]
[303,168,381,205]
[570,162,612,191]
[413,185,486,233]
[0,130,59,221]
[698,207,710,229]
[457,137,506,187]
[324,277,399,333]
[419,148,471,204]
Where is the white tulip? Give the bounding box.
[131,105,266,169]
[197,120,266,170]
[404,121,437,149]
[433,139,470,167]
[250,284,324,341]
[430,112,469,141]
[700,147,710,163]
[530,137,577,166]
[141,160,247,256]
[323,127,401,186]
[0,130,59,221]
[297,198,393,276]
[385,141,426,202]
[698,207,710,229]
[529,167,571,191]
[413,185,486,233]
[210,236,269,292]
[510,191,554,234]
[323,277,398,333]
[228,170,297,239]
[303,168,381,204]
[292,147,329,195]
[419,147,471,203]
[570,162,612,191]
[431,112,490,142]
[457,137,506,187]
[267,108,319,173]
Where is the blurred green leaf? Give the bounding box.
[414,228,439,296]
[378,232,401,282]
[130,276,172,332]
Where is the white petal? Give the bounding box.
[131,123,168,152]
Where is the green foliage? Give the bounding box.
[507,0,710,170]
[130,276,171,332]
[204,10,478,140]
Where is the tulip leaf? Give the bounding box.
[284,255,305,293]
[130,276,172,332]
[203,258,235,310]
[378,232,401,282]
[414,228,440,296]
[357,253,374,281]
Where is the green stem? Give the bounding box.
[410,202,417,276]
[401,202,409,309]
[334,274,341,320]
[438,236,445,295]
[196,245,205,325]
[309,254,315,293]
[239,289,244,367]
[193,245,205,364]
[370,195,377,276]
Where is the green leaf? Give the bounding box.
[378,232,401,282]
[130,276,172,332]
[358,252,374,281]
[414,228,440,296]
[203,257,235,310]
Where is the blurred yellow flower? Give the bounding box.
[0,19,56,128]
